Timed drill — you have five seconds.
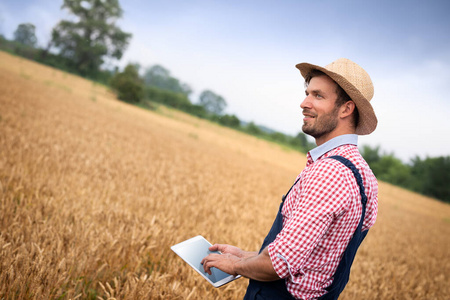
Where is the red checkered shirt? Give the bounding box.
[267,136,378,300]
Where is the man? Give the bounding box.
[201,58,378,299]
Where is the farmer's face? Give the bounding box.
[300,75,340,145]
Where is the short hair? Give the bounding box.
[304,69,359,126]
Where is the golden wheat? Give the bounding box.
[0,51,449,299]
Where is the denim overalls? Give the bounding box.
[243,156,368,300]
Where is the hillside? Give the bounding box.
[0,51,449,299]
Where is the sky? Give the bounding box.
[1,0,449,163]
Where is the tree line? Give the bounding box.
[108,62,316,153]
[360,146,450,203]
[1,0,449,204]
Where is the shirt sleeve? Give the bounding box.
[268,160,352,281]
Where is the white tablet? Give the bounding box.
[171,235,241,287]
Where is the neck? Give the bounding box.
[314,126,356,146]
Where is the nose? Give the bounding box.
[300,94,312,110]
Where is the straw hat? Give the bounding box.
[296,58,377,135]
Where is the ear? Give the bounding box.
[340,101,356,118]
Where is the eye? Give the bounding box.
[315,93,323,99]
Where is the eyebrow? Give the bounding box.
[305,88,324,95]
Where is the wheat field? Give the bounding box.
[0,51,449,299]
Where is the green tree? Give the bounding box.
[14,23,37,47]
[198,90,227,115]
[146,86,192,108]
[291,132,314,152]
[410,156,450,202]
[218,114,241,128]
[110,64,144,103]
[374,155,412,187]
[143,65,192,96]
[51,0,132,78]
[245,122,262,136]
[270,132,288,144]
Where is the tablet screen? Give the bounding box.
[171,236,240,287]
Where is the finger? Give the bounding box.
[203,260,212,275]
[202,253,216,262]
[204,264,210,275]
[209,244,221,251]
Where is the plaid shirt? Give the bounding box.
[267,134,378,300]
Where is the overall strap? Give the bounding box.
[318,155,369,300]
[329,155,367,207]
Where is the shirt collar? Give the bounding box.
[308,134,358,162]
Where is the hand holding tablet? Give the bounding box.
[171,235,241,287]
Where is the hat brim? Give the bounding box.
[296,62,377,135]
